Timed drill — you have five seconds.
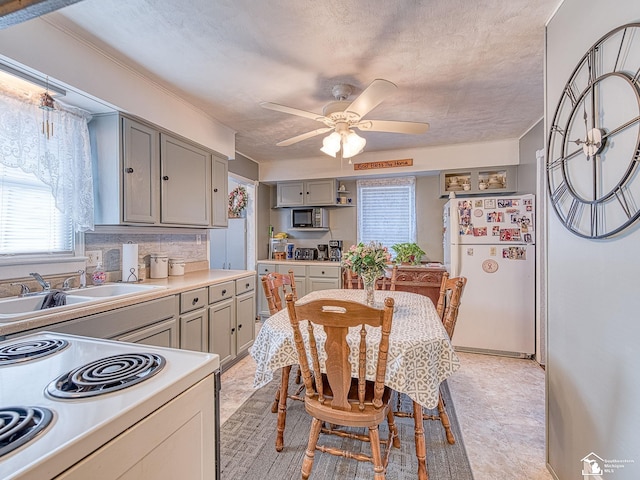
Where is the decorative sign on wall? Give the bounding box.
[353,158,413,170]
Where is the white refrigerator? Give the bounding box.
[443,194,535,357]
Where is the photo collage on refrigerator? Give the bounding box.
[457,198,534,260]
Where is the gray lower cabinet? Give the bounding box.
[209,275,255,368]
[256,262,340,319]
[208,297,234,365]
[117,318,178,348]
[178,287,209,352]
[5,296,179,349]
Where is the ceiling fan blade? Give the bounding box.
[276,127,333,146]
[355,119,430,134]
[260,102,326,123]
[345,79,397,119]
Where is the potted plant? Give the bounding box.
[391,242,425,265]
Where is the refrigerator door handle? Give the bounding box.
[450,202,460,277]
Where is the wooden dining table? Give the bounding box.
[250,288,460,480]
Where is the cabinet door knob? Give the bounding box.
[238,324,242,330]
[245,283,250,288]
[192,297,199,305]
[222,289,227,295]
[213,188,218,192]
[125,167,134,173]
[162,175,169,181]
[299,192,303,195]
[321,271,325,275]
[231,327,236,334]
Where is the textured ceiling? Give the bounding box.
[46,0,558,162]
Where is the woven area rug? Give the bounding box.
[220,373,474,479]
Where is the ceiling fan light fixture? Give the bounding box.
[342,130,366,158]
[320,131,341,157]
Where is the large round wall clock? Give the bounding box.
[547,23,640,239]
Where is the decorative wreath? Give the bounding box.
[228,185,248,217]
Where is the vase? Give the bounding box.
[362,271,378,307]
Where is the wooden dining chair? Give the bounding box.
[343,265,397,291]
[394,271,467,445]
[261,270,304,451]
[435,272,467,339]
[285,293,400,480]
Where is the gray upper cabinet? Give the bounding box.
[276,179,336,207]
[91,113,223,228]
[122,118,159,223]
[160,134,211,226]
[211,154,228,228]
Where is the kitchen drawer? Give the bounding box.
[209,281,235,304]
[180,287,208,314]
[235,275,255,295]
[307,265,340,278]
[257,263,275,275]
[277,264,306,278]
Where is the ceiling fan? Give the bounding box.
[260,79,429,158]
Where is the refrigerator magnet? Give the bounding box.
[482,259,499,273]
[473,227,487,236]
[474,200,483,208]
[492,226,500,236]
[484,199,496,209]
[474,208,483,217]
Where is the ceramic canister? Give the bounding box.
[150,253,168,279]
[169,257,185,276]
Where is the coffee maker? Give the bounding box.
[328,240,343,262]
[317,244,329,261]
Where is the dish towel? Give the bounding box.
[40,291,67,309]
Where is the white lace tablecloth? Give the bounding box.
[250,289,460,409]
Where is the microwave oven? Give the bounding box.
[291,208,329,229]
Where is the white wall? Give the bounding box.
[259,138,519,182]
[0,17,236,158]
[546,2,640,479]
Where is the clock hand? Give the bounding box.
[601,114,640,140]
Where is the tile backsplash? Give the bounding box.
[85,232,208,275]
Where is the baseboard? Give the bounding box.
[454,345,533,359]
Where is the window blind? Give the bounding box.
[357,177,416,249]
[0,164,73,255]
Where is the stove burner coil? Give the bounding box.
[0,339,69,366]
[0,406,53,457]
[46,353,166,399]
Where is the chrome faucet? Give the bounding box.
[10,283,31,297]
[62,270,86,290]
[29,272,51,291]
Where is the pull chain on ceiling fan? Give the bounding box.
[260,79,429,159]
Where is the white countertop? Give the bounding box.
[0,269,255,337]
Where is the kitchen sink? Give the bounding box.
[0,284,167,323]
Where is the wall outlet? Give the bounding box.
[86,250,103,266]
[196,234,202,245]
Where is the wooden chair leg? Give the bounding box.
[386,409,401,449]
[412,401,429,480]
[302,417,322,480]
[368,425,385,480]
[436,390,455,444]
[275,365,292,452]
[271,386,280,414]
[295,365,302,384]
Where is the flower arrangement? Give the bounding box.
[342,241,391,284]
[228,185,248,217]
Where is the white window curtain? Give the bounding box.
[357,176,416,249]
[0,87,94,232]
